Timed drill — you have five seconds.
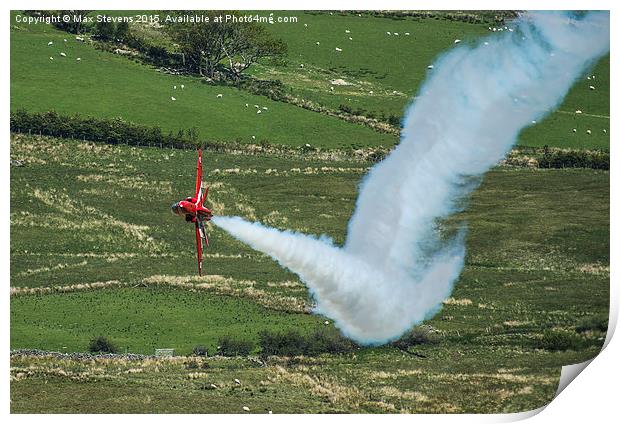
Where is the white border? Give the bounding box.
[3,1,617,422]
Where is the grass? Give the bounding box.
[9,12,394,148]
[10,133,609,412]
[11,287,324,355]
[10,11,610,149]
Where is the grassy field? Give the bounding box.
[9,12,394,148]
[10,133,609,412]
[10,11,610,149]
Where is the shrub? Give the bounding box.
[535,329,584,351]
[88,336,118,354]
[192,345,208,356]
[217,336,254,356]
[391,326,441,350]
[576,314,608,334]
[305,329,357,355]
[259,329,356,357]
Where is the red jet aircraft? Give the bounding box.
[171,149,213,275]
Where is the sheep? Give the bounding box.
[64,38,67,42]
[531,120,537,124]
[387,31,391,35]
[76,57,81,61]
[575,110,583,114]
[171,96,176,101]
[492,27,497,31]
[216,94,223,98]
[348,37,353,41]
[484,42,489,46]
[394,32,399,36]
[589,86,595,90]
[369,90,374,94]
[47,41,53,46]
[254,104,259,108]
[174,85,177,89]
[181,84,185,89]
[586,129,592,135]
[304,23,308,27]
[60,52,66,57]
[316,41,320,45]
[330,86,334,91]
[242,406,250,412]
[427,65,434,69]
[300,63,304,68]
[75,36,84,42]
[251,135,256,140]
[335,47,342,52]
[572,128,577,133]
[592,75,596,79]
[234,378,241,385]
[245,103,249,107]
[587,76,591,80]
[262,107,268,110]
[324,320,330,325]
[603,129,607,134]
[49,56,54,60]
[257,110,262,114]
[454,39,461,44]
[345,30,350,33]
[405,32,410,36]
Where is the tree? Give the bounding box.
[164,11,287,79]
[95,20,115,41]
[115,21,130,40]
[222,25,287,80]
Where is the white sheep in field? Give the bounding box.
[245,103,249,107]
[345,30,350,33]
[316,41,320,45]
[586,129,592,135]
[335,47,342,52]
[181,84,185,89]
[369,90,374,94]
[171,97,176,101]
[242,406,250,412]
[257,110,262,114]
[49,56,54,60]
[386,31,391,35]
[572,128,577,133]
[304,23,308,27]
[300,64,304,68]
[348,37,353,41]
[254,104,259,108]
[251,135,256,140]
[60,52,66,57]
[603,129,607,134]
[174,85,177,89]
[394,32,399,36]
[234,378,241,385]
[575,110,583,114]
[454,39,462,44]
[589,86,595,90]
[64,38,67,42]
[47,41,53,46]
[405,32,410,36]
[330,87,334,91]
[216,94,223,98]
[76,58,81,61]
[427,65,434,69]
[262,107,268,110]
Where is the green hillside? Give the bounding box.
[10,10,609,149]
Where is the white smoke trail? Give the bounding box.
[213,12,610,345]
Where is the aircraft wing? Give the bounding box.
[195,221,203,276]
[194,149,202,199]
